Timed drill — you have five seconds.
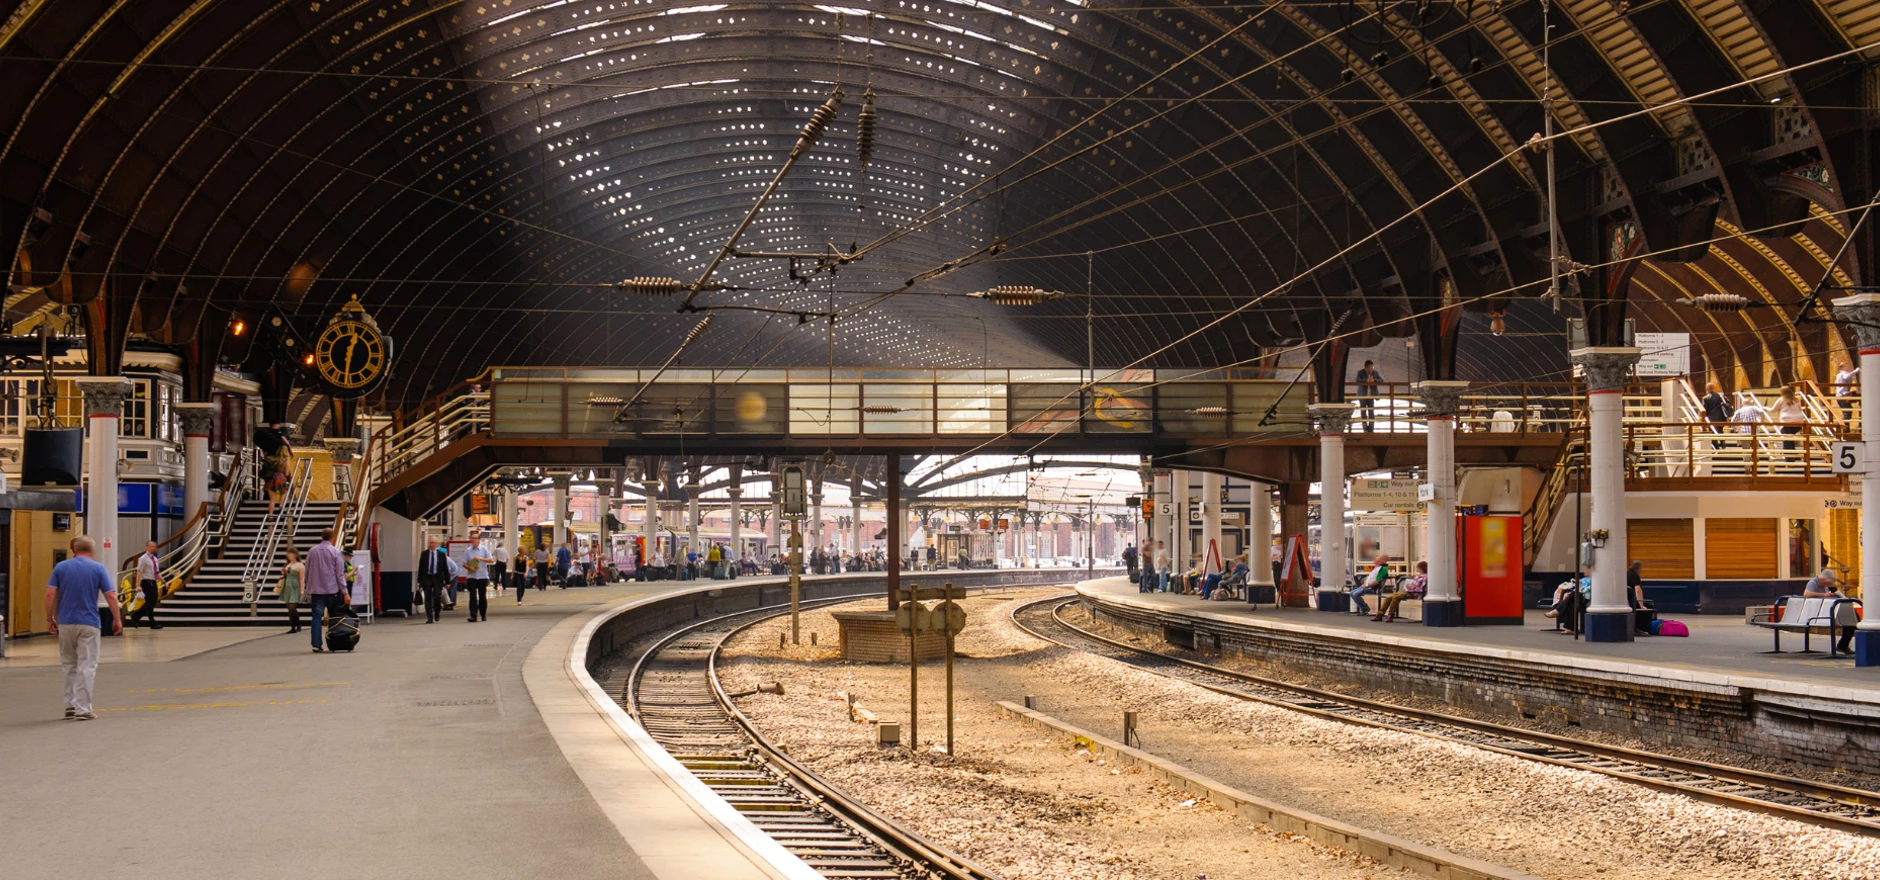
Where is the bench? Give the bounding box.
[1750,596,1863,656]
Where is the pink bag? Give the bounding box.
[1656,619,1689,637]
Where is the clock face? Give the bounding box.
[314,319,388,391]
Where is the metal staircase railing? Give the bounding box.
[367,391,490,490]
[118,447,258,611]
[1521,436,1584,565]
[240,454,314,612]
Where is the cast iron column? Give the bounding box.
[1571,346,1642,642]
[1835,295,1880,664]
[1415,381,1470,626]
[1307,402,1355,605]
[178,403,215,523]
[77,378,134,574]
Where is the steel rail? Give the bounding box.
[1012,596,1880,838]
[621,597,1005,880]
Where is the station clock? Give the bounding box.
[313,296,391,394]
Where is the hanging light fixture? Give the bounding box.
[969,285,1064,306]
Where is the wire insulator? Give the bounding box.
[793,88,844,158]
[1689,292,1750,312]
[615,276,685,295]
[974,285,1062,306]
[680,315,713,348]
[856,88,877,173]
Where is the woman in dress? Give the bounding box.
[277,547,306,633]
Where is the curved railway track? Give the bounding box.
[607,600,1004,880]
[1014,595,1880,838]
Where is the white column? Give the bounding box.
[1202,471,1224,570]
[768,486,782,555]
[1571,347,1642,642]
[594,477,614,576]
[687,488,701,559]
[77,378,134,574]
[1834,297,1880,663]
[551,474,570,547]
[728,486,744,563]
[1416,381,1469,626]
[1171,470,1190,565]
[501,487,519,561]
[1308,403,1354,602]
[810,490,824,556]
[1248,482,1274,587]
[642,480,659,561]
[178,403,214,523]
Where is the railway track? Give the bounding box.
[610,600,1004,880]
[1014,595,1880,838]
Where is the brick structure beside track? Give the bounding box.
[1078,585,1880,781]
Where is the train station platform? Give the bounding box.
[0,579,791,880]
[1075,577,1880,779]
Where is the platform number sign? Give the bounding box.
[1833,441,1862,474]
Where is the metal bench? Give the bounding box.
[1750,596,1863,656]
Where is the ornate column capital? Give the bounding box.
[1306,402,1356,436]
[593,478,615,494]
[727,486,743,498]
[551,472,573,490]
[177,402,216,437]
[1834,294,1880,352]
[323,437,362,463]
[74,376,134,418]
[1413,380,1471,418]
[1569,347,1642,392]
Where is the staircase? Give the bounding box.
[158,500,345,625]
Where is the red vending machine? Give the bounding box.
[1458,514,1524,624]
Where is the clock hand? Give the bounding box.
[345,336,358,374]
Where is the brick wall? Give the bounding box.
[1084,595,1880,780]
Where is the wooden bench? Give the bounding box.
[1750,596,1863,656]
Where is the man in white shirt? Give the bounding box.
[1835,361,1860,423]
[490,542,510,595]
[128,540,164,629]
[463,533,493,623]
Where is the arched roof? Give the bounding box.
[4,1,1876,408]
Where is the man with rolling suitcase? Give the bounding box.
[305,528,350,652]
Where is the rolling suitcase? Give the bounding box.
[326,610,361,652]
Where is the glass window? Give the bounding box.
[120,380,149,438]
[861,383,932,435]
[789,383,859,435]
[937,383,1004,434]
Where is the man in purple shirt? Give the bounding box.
[304,528,349,652]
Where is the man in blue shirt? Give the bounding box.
[555,541,573,587]
[44,536,121,720]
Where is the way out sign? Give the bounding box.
[1832,441,1862,474]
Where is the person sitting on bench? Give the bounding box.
[1372,561,1426,622]
[1545,566,1593,634]
[1208,554,1250,600]
[1351,555,1390,616]
[1804,568,1856,655]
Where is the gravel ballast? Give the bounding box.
[719,589,1880,880]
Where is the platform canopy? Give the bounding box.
[4,1,1877,408]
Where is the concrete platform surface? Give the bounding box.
[1080,578,1880,703]
[0,579,728,880]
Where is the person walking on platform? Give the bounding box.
[276,548,306,634]
[417,536,451,624]
[555,541,572,587]
[490,542,508,596]
[463,535,493,623]
[46,536,120,720]
[533,543,551,591]
[304,529,349,651]
[128,540,164,629]
[1123,542,1138,584]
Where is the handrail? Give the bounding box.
[118,447,259,610]
[239,454,314,611]
[333,433,380,551]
